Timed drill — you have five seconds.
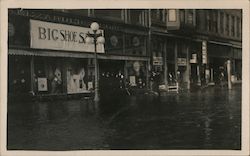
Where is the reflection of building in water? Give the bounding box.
[204,116,212,147]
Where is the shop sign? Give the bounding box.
[190,53,197,63]
[37,78,48,91]
[10,9,123,31]
[177,58,187,66]
[153,57,163,66]
[129,76,136,86]
[30,19,105,53]
[202,41,207,64]
[88,82,93,90]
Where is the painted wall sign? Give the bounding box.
[30,19,105,53]
[37,78,48,91]
[10,10,123,31]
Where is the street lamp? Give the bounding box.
[86,22,105,102]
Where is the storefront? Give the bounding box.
[8,9,150,98]
[207,41,242,84]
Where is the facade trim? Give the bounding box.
[9,48,149,61]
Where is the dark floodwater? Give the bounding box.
[7,86,241,150]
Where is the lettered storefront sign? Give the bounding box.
[30,19,105,53]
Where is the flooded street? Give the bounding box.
[7,86,241,150]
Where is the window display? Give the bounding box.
[127,61,146,88]
[66,59,88,94]
[8,56,31,94]
[34,57,63,94]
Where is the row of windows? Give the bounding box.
[197,10,241,38]
[57,9,242,39]
[59,9,149,26]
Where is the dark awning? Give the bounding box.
[8,48,150,61]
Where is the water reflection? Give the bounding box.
[8,86,241,150]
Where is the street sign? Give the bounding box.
[177,58,187,66]
[153,57,163,66]
[190,53,197,63]
[202,41,207,64]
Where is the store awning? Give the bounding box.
[8,48,150,61]
[208,40,242,49]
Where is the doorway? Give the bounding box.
[99,60,125,98]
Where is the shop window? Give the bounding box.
[8,56,31,94]
[177,42,186,58]
[152,39,164,59]
[94,9,123,21]
[127,61,146,88]
[125,34,146,56]
[34,57,63,94]
[66,59,88,94]
[105,30,124,54]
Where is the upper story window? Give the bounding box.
[168,9,177,22]
[196,10,201,30]
[236,17,241,38]
[180,9,185,23]
[212,11,218,33]
[187,10,194,25]
[151,9,166,23]
[206,11,212,31]
[220,12,224,34]
[94,9,123,21]
[231,16,235,37]
[129,9,145,26]
[225,14,230,36]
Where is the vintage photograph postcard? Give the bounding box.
[0,0,249,156]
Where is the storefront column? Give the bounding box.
[197,65,201,86]
[163,41,168,87]
[210,68,214,82]
[124,60,128,81]
[30,56,35,95]
[62,58,68,94]
[227,59,232,89]
[146,59,150,89]
[186,44,191,90]
[174,41,178,79]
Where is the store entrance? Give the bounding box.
[99,60,125,98]
[210,57,227,85]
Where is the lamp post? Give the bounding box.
[86,22,105,102]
